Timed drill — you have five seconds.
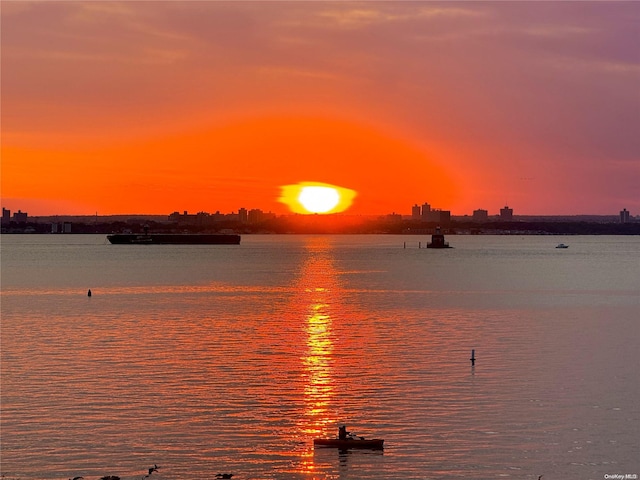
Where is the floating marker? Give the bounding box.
[470,349,476,366]
[87,289,92,297]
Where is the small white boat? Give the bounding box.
[556,243,569,249]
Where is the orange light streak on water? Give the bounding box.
[290,237,344,474]
[302,299,335,431]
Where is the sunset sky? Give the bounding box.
[2,1,639,216]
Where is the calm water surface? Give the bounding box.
[1,234,639,480]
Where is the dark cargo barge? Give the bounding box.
[107,233,241,245]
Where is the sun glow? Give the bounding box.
[279,182,356,214]
[298,186,340,213]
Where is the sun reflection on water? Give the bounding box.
[293,237,343,474]
[303,300,334,428]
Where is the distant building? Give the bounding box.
[248,209,265,223]
[52,222,72,233]
[438,210,451,225]
[169,210,198,224]
[412,202,450,224]
[2,208,10,223]
[473,209,488,222]
[210,211,226,222]
[247,209,276,223]
[13,210,28,222]
[421,203,432,221]
[238,207,248,223]
[500,205,513,221]
[620,208,630,223]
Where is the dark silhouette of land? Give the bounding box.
[2,213,639,235]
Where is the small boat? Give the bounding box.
[313,437,384,450]
[556,243,569,248]
[314,426,384,450]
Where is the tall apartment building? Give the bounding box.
[500,205,513,221]
[13,210,28,222]
[473,209,488,222]
[412,202,451,224]
[421,203,432,220]
[238,208,248,223]
[620,208,630,223]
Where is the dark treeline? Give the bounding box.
[3,218,639,235]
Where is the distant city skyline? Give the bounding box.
[2,2,638,216]
[2,204,636,224]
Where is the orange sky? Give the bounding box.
[2,116,458,216]
[2,2,639,216]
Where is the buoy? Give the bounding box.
[470,349,475,366]
[87,289,92,297]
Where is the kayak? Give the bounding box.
[313,438,384,450]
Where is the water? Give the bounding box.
[1,234,639,480]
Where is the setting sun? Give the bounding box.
[279,182,357,215]
[298,186,340,213]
